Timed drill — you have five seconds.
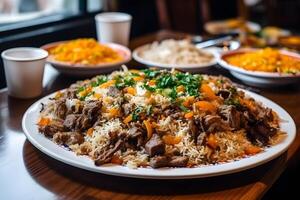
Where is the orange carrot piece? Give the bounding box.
[195,101,216,112]
[163,135,182,145]
[200,84,218,100]
[143,120,153,139]
[125,87,136,95]
[86,128,94,136]
[244,145,262,155]
[38,117,50,126]
[207,134,218,149]
[109,108,120,117]
[184,111,194,119]
[123,115,132,124]
[111,155,123,165]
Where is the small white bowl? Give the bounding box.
[218,48,300,87]
[41,41,131,77]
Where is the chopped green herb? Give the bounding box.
[179,104,189,112]
[132,106,143,121]
[143,83,156,92]
[142,69,160,78]
[146,105,152,116]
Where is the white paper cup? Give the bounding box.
[1,47,48,99]
[95,12,132,46]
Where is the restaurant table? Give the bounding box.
[0,30,299,200]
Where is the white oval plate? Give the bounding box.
[218,48,300,87]
[22,90,296,179]
[205,20,261,35]
[132,44,218,72]
[41,41,132,77]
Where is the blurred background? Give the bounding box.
[1,0,300,88]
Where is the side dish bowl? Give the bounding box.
[41,41,131,77]
[218,48,300,87]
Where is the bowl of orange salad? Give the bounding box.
[218,48,300,87]
[41,38,131,76]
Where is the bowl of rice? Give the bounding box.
[133,39,217,72]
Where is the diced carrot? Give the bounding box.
[109,108,120,117]
[176,85,185,93]
[93,93,102,99]
[207,134,218,149]
[200,84,218,100]
[182,96,195,107]
[38,117,50,126]
[129,69,141,74]
[111,155,123,165]
[184,111,194,119]
[78,90,87,97]
[195,101,216,112]
[162,135,182,145]
[125,87,136,95]
[54,91,63,99]
[133,76,144,81]
[123,115,132,124]
[99,80,116,88]
[244,145,262,155]
[240,98,256,111]
[86,86,92,93]
[86,128,94,136]
[148,80,156,86]
[143,120,153,139]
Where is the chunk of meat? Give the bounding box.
[203,115,230,132]
[145,134,165,156]
[54,99,67,119]
[82,101,101,123]
[107,86,121,97]
[127,124,146,148]
[257,108,274,121]
[53,132,84,145]
[63,114,79,130]
[39,121,65,137]
[122,103,132,116]
[247,120,277,145]
[188,119,199,143]
[150,156,169,168]
[75,115,91,131]
[94,139,124,166]
[219,105,242,129]
[150,156,189,168]
[168,156,189,167]
[217,89,231,100]
[64,114,91,131]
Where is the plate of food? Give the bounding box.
[22,67,295,179]
[132,39,217,72]
[41,38,131,76]
[22,68,296,179]
[218,48,300,87]
[205,19,261,35]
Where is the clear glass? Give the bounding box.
[0,0,79,24]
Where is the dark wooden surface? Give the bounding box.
[0,30,300,200]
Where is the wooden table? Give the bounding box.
[1,30,299,200]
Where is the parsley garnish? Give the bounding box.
[142,69,160,78]
[132,106,143,121]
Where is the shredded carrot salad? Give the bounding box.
[224,48,300,74]
[49,38,122,65]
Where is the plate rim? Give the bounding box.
[22,89,296,179]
